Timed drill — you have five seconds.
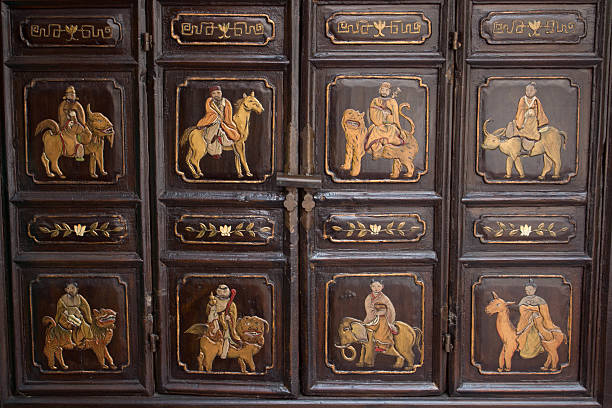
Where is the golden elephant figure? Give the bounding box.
[334,317,422,370]
[185,315,269,373]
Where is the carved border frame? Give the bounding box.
[176,273,275,375]
[476,76,580,184]
[325,11,432,45]
[473,214,577,244]
[19,16,123,48]
[27,214,128,245]
[324,272,425,374]
[23,78,127,184]
[29,274,130,374]
[325,75,430,183]
[322,213,426,243]
[174,214,275,245]
[174,77,276,184]
[470,274,572,375]
[170,13,276,46]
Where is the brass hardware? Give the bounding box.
[444,333,453,353]
[142,32,152,51]
[302,124,315,175]
[276,173,322,189]
[283,188,298,234]
[300,193,316,230]
[451,31,461,50]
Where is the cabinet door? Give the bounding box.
[301,0,454,395]
[451,0,607,399]
[2,0,153,395]
[151,0,300,396]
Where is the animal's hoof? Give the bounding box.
[504,175,512,179]
[404,365,414,371]
[198,172,204,177]
[90,173,98,178]
[192,174,200,179]
[47,173,55,178]
[341,165,350,170]
[497,368,503,372]
[356,362,365,367]
[61,365,69,370]
[390,173,400,179]
[537,175,545,180]
[110,364,117,369]
[237,174,244,178]
[59,175,66,179]
[552,175,561,179]
[101,364,109,369]
[100,170,108,176]
[403,172,414,178]
[504,368,511,372]
[50,365,57,370]
[246,172,253,177]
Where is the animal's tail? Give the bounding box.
[413,326,424,358]
[398,103,415,136]
[559,130,567,150]
[35,119,60,137]
[42,316,56,339]
[179,126,196,147]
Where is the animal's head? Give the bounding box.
[93,308,117,329]
[485,291,515,316]
[481,119,503,150]
[341,109,365,130]
[239,91,264,115]
[87,104,115,147]
[336,317,367,345]
[236,315,268,346]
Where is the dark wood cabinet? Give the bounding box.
[1,0,612,406]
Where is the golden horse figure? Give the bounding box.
[485,291,566,372]
[179,92,264,179]
[34,104,115,179]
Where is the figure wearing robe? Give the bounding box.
[363,292,397,351]
[57,86,88,160]
[55,292,93,347]
[365,96,406,155]
[196,96,241,157]
[516,294,561,359]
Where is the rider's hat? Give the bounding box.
[524,278,537,289]
[62,86,78,100]
[209,85,222,95]
[380,82,391,90]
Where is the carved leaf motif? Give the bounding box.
[397,221,406,229]
[260,227,272,233]
[348,222,356,229]
[54,224,62,230]
[548,223,555,230]
[50,230,59,238]
[482,226,494,234]
[494,230,504,237]
[509,229,519,236]
[236,223,244,231]
[100,222,110,231]
[103,231,110,238]
[62,223,71,230]
[549,230,557,237]
[90,222,98,230]
[410,226,420,231]
[332,225,342,231]
[536,230,544,236]
[63,229,71,237]
[346,230,353,237]
[111,226,124,232]
[398,230,405,236]
[249,231,256,237]
[560,227,569,232]
[185,226,195,232]
[357,230,367,238]
[209,230,217,238]
[90,230,98,236]
[386,222,394,229]
[39,226,51,233]
[357,222,366,230]
[246,223,254,231]
[537,223,545,230]
[235,231,244,237]
[196,230,206,239]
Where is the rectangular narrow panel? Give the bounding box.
[8,5,136,59]
[313,3,442,55]
[152,0,298,396]
[1,0,153,397]
[470,4,597,56]
[159,3,286,57]
[463,205,585,255]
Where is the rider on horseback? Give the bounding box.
[196,86,241,159]
[58,86,87,161]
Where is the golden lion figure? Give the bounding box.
[340,104,419,179]
[42,308,117,370]
[35,104,115,179]
[185,315,269,373]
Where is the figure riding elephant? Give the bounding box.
[334,317,422,370]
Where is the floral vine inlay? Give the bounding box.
[331,221,419,238]
[185,222,272,238]
[39,221,125,238]
[481,222,568,238]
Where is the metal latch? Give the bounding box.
[443,333,454,353]
[142,32,152,52]
[450,32,462,50]
[275,173,322,190]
